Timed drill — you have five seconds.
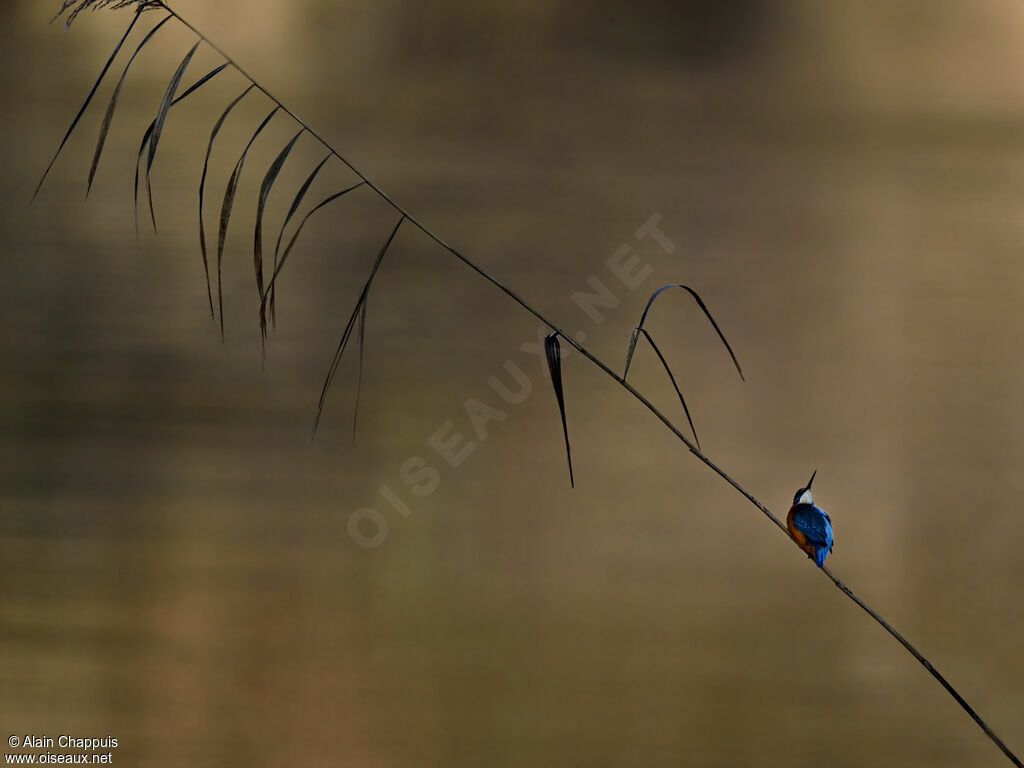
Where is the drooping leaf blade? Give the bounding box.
[544,331,574,488]
[631,327,701,449]
[132,62,229,303]
[352,296,369,440]
[216,162,243,334]
[197,83,254,319]
[87,13,173,197]
[34,7,147,202]
[623,283,744,382]
[216,105,280,337]
[259,181,365,325]
[143,38,202,231]
[133,62,229,196]
[269,152,332,328]
[312,215,405,435]
[255,128,305,339]
[170,61,229,105]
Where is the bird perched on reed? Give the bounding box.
[787,470,833,567]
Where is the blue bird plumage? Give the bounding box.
[786,470,834,567]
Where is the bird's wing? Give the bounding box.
[791,505,832,546]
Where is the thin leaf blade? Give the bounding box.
[143,38,202,231]
[352,296,368,440]
[629,283,745,382]
[86,12,172,196]
[544,331,574,488]
[132,62,229,302]
[633,327,700,449]
[197,83,254,320]
[623,326,641,379]
[215,104,279,337]
[255,128,304,339]
[269,152,332,328]
[259,181,365,324]
[135,62,230,201]
[312,215,405,435]
[88,15,174,196]
[34,8,147,202]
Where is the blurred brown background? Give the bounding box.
[2,1,1023,766]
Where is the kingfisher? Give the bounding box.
[787,470,834,567]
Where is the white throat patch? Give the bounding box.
[797,489,814,505]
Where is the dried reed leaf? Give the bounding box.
[133,62,228,192]
[631,327,701,449]
[269,152,332,327]
[312,216,405,435]
[86,14,173,198]
[216,105,280,336]
[34,8,146,202]
[544,331,574,488]
[255,129,304,339]
[198,84,254,320]
[352,297,369,439]
[127,63,227,313]
[623,283,744,382]
[259,182,365,325]
[143,39,202,232]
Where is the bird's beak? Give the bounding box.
[807,469,817,490]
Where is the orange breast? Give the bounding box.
[787,508,814,556]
